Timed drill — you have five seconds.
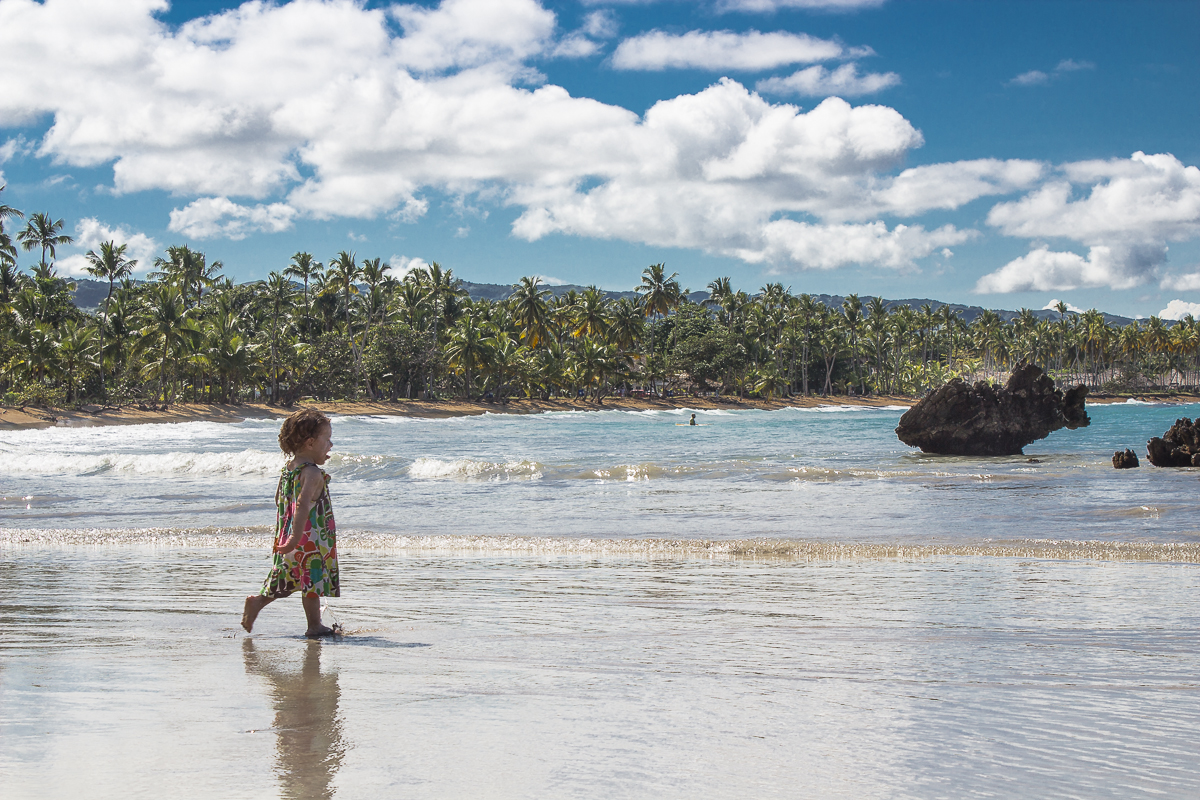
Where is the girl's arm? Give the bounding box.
[274,466,324,554]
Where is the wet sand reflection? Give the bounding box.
[243,639,344,800]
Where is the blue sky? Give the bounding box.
[1,0,1198,318]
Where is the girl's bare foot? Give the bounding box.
[305,625,337,639]
[242,595,268,632]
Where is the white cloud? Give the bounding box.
[0,0,1025,274]
[391,0,556,72]
[1009,59,1096,87]
[1161,271,1200,292]
[534,274,565,285]
[582,10,619,39]
[611,29,852,71]
[55,217,160,276]
[0,136,33,164]
[388,254,429,279]
[978,152,1200,291]
[168,197,296,240]
[551,34,602,58]
[1160,299,1200,321]
[743,220,973,270]
[1041,299,1082,314]
[756,63,899,97]
[1055,58,1095,72]
[974,244,1164,293]
[871,159,1044,217]
[987,153,1200,243]
[1009,70,1049,86]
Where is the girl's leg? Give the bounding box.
[242,594,274,632]
[302,595,335,638]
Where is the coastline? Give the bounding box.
[1,391,1196,431]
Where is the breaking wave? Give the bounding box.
[0,449,284,477]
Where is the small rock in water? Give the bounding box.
[1146,418,1200,467]
[895,363,1089,456]
[1112,449,1139,469]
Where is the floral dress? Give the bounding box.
[260,463,339,599]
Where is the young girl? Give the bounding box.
[242,408,340,638]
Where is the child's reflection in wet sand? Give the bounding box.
[243,639,344,800]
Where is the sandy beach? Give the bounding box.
[2,390,1191,430]
[0,393,916,430]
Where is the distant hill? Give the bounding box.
[67,276,1137,327]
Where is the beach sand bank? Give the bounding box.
[0,393,914,430]
[0,391,1193,430]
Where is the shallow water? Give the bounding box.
[3,403,1200,798]
[2,547,1199,799]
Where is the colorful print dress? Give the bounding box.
[260,463,340,599]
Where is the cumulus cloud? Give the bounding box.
[1041,299,1082,314]
[756,63,899,97]
[0,0,1010,270]
[168,197,297,240]
[871,159,1044,217]
[977,152,1200,291]
[1160,300,1200,320]
[55,217,160,276]
[1161,271,1200,292]
[611,29,854,71]
[388,254,429,278]
[740,220,973,270]
[391,0,556,72]
[974,244,1165,293]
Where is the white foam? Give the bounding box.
[407,457,543,481]
[0,448,284,477]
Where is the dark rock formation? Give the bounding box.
[895,363,1089,456]
[1146,418,1200,467]
[1112,449,1140,469]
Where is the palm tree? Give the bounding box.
[152,245,222,309]
[841,295,863,393]
[637,263,681,321]
[510,276,552,348]
[17,212,73,268]
[573,286,611,339]
[284,252,320,340]
[136,284,201,403]
[84,240,136,399]
[328,250,363,391]
[445,313,489,398]
[263,271,295,403]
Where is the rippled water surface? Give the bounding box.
[3,403,1200,798]
[3,401,1200,541]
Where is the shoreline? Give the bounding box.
[1,391,1196,431]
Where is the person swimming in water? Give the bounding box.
[689,414,697,426]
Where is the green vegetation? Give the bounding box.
[1,190,1197,408]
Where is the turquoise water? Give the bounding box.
[1,401,1198,542]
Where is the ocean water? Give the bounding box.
[3,402,1200,798]
[2,400,1199,544]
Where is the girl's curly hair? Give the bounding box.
[278,408,330,455]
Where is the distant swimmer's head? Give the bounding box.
[279,408,333,464]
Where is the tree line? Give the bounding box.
[2,191,1198,408]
